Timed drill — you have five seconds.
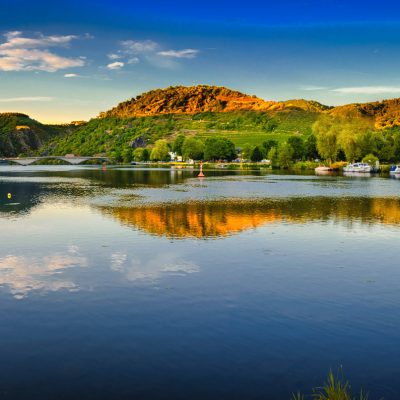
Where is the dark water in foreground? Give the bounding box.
[0,166,399,400]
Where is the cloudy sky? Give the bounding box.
[1,0,400,122]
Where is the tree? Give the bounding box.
[267,146,278,167]
[150,139,170,161]
[203,137,237,161]
[277,142,294,168]
[181,137,205,160]
[287,136,305,160]
[241,143,253,160]
[362,153,379,165]
[262,139,278,155]
[122,147,134,163]
[265,119,278,132]
[305,134,319,160]
[337,119,375,162]
[172,135,185,155]
[250,145,264,162]
[312,116,340,164]
[133,147,149,162]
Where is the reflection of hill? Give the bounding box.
[100,197,400,239]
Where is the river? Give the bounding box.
[0,165,399,399]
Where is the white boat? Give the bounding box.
[343,163,372,173]
[390,165,400,175]
[315,165,332,172]
[315,165,334,175]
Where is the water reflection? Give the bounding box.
[0,246,87,299]
[110,251,199,281]
[100,197,400,238]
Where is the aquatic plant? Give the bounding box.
[293,370,370,400]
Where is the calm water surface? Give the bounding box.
[0,165,399,399]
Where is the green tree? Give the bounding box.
[277,142,294,168]
[262,139,278,155]
[133,147,149,162]
[172,135,186,155]
[203,137,237,161]
[122,147,133,163]
[150,139,170,161]
[241,143,253,160]
[265,119,278,132]
[181,137,205,160]
[337,119,375,162]
[312,116,340,164]
[304,134,319,160]
[250,145,264,162]
[362,153,379,165]
[267,146,278,167]
[287,136,305,160]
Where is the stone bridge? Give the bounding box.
[1,156,110,166]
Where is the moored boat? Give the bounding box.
[315,165,334,175]
[343,162,372,173]
[389,165,400,175]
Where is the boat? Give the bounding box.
[390,165,400,175]
[343,162,372,173]
[315,165,333,173]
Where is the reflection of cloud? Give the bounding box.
[110,252,199,281]
[0,248,87,299]
[110,252,127,272]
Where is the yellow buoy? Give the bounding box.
[7,193,11,199]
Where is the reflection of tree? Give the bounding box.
[100,197,400,239]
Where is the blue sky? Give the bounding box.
[1,0,400,122]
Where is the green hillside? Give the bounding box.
[5,85,400,161]
[0,113,72,157]
[41,109,319,158]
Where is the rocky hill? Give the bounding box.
[329,98,400,129]
[100,85,400,130]
[99,85,329,118]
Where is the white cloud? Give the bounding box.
[64,73,79,78]
[108,39,199,69]
[107,61,124,70]
[157,49,199,59]
[0,31,85,72]
[121,39,158,54]
[301,85,328,91]
[107,53,121,60]
[0,96,54,102]
[331,86,400,94]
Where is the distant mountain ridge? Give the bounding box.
[100,85,330,118]
[99,85,400,129]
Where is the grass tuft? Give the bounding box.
[293,369,370,400]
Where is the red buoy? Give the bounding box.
[198,161,205,177]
